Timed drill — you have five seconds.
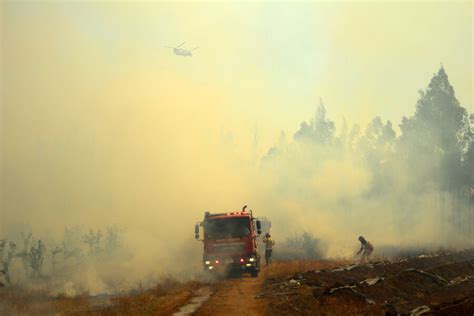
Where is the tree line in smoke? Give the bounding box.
[0,226,123,286]
[262,67,473,236]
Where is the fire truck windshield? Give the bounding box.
[204,217,251,239]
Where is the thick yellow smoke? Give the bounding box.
[1,1,472,292]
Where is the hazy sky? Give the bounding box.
[1,1,472,236]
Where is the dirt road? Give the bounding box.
[194,269,269,316]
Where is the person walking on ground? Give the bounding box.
[263,232,275,265]
[357,236,373,263]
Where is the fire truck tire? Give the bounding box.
[251,269,258,277]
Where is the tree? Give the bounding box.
[462,114,474,234]
[399,66,468,190]
[0,239,16,284]
[105,226,122,253]
[28,240,45,277]
[294,98,335,145]
[398,66,470,230]
[16,234,46,277]
[358,117,396,195]
[360,117,396,152]
[82,229,103,254]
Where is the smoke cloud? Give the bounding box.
[0,1,472,294]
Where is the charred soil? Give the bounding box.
[264,249,474,315]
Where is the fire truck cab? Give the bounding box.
[194,206,263,277]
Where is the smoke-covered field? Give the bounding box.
[0,2,473,314]
[1,65,472,299]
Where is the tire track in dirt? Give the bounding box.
[193,268,269,316]
[172,286,213,316]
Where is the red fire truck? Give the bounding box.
[194,206,263,277]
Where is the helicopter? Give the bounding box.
[164,42,199,57]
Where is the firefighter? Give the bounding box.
[356,236,373,263]
[263,232,275,265]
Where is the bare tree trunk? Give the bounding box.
[470,198,473,237]
[439,190,444,231]
[452,191,456,228]
[457,189,461,233]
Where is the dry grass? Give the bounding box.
[103,281,202,316]
[0,279,204,315]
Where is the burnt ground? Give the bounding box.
[263,249,474,316]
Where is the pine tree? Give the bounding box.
[398,66,470,230]
[463,114,474,234]
[399,66,468,188]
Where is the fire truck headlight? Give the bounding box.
[205,261,210,265]
[249,257,255,262]
[208,266,214,270]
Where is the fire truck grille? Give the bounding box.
[213,243,245,253]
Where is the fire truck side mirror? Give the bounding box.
[194,224,200,240]
[256,220,262,235]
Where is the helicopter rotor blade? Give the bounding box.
[176,42,186,48]
[191,46,199,51]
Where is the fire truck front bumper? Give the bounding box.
[203,255,258,271]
